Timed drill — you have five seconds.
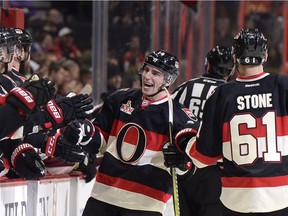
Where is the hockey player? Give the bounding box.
[65,50,198,216]
[171,46,233,216]
[0,76,55,139]
[0,27,95,180]
[10,27,33,77]
[166,28,288,215]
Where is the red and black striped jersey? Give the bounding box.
[187,72,288,213]
[0,68,26,94]
[91,88,198,213]
[0,69,28,139]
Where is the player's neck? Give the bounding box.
[8,59,20,72]
[238,64,264,77]
[144,90,167,101]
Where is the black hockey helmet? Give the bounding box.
[11,28,33,62]
[233,28,268,65]
[0,27,17,63]
[0,27,17,46]
[205,46,233,77]
[14,28,32,52]
[139,49,180,86]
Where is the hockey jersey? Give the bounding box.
[0,69,28,139]
[172,73,226,120]
[187,72,288,213]
[90,88,198,213]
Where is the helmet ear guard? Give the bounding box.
[233,28,268,65]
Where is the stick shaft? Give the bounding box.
[165,88,180,216]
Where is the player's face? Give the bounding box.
[141,64,165,100]
[14,44,30,62]
[0,45,14,63]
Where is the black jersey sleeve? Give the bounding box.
[187,87,224,168]
[0,104,27,139]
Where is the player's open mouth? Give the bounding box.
[144,83,153,88]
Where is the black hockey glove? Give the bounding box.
[10,143,45,180]
[64,119,99,154]
[44,94,94,129]
[0,155,6,177]
[21,74,55,106]
[6,75,55,116]
[63,120,83,144]
[162,142,190,171]
[175,127,198,153]
[76,153,97,183]
[43,132,85,163]
[5,168,21,179]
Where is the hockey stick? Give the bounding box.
[164,87,180,216]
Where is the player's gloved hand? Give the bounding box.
[43,132,85,163]
[174,127,198,153]
[21,74,55,106]
[0,154,20,178]
[0,155,8,177]
[63,120,83,144]
[64,119,99,154]
[162,142,190,171]
[6,75,55,116]
[5,168,21,179]
[44,94,93,129]
[10,143,45,180]
[75,153,97,183]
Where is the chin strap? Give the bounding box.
[146,82,168,98]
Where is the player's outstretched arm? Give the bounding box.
[42,94,94,129]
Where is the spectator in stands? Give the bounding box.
[63,58,81,80]
[123,35,144,72]
[32,31,54,55]
[47,59,71,97]
[34,50,58,78]
[43,8,64,37]
[79,65,93,96]
[122,35,144,87]
[53,27,82,60]
[61,58,84,95]
[100,63,122,101]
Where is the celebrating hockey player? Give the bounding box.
[66,50,199,216]
[0,27,95,180]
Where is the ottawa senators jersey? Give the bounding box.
[0,68,26,94]
[0,69,27,139]
[90,88,198,213]
[172,73,226,120]
[187,72,288,213]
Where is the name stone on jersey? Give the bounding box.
[237,93,272,110]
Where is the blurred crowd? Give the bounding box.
[22,2,151,101]
[0,2,151,183]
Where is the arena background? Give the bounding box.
[0,1,287,216]
[1,1,286,104]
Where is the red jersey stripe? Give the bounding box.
[97,172,171,202]
[222,175,288,188]
[189,140,222,165]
